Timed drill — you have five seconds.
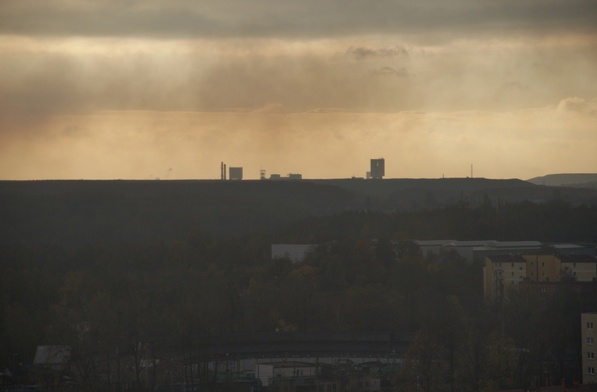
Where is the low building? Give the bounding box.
[31,345,72,389]
[271,244,316,263]
[415,240,595,264]
[33,346,71,372]
[415,240,543,263]
[256,361,317,389]
[348,375,380,392]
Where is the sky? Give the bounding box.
[1,0,596,180]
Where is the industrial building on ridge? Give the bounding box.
[267,173,302,181]
[367,158,385,179]
[220,162,243,181]
[229,167,243,181]
[221,158,385,180]
[221,163,302,181]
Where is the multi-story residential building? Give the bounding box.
[484,254,597,303]
[523,254,561,282]
[483,254,527,303]
[561,255,597,281]
[581,313,597,384]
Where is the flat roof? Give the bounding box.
[487,254,527,263]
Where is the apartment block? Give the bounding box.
[483,254,527,303]
[484,254,597,303]
[561,254,597,281]
[522,254,559,282]
[582,313,597,384]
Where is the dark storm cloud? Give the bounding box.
[0,0,596,39]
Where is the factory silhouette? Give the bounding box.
[220,158,385,181]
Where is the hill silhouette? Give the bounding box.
[1,178,597,244]
[527,173,597,188]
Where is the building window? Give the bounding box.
[588,337,594,345]
[589,352,595,360]
[588,322,594,330]
[589,367,595,374]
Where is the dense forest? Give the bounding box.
[2,180,597,391]
[2,178,597,244]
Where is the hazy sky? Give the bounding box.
[1,0,596,180]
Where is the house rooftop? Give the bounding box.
[559,254,596,263]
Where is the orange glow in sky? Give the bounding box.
[1,1,596,180]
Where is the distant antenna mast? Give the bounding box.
[471,164,473,178]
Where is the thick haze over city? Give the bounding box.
[0,0,596,180]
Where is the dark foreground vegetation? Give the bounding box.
[2,179,597,391]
